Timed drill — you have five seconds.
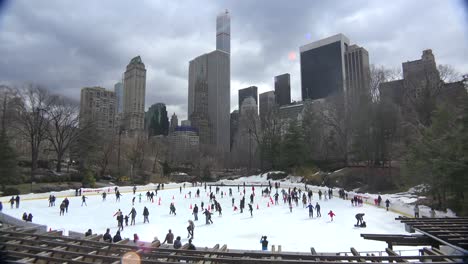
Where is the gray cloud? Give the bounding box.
[0,0,467,121]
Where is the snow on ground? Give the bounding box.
[1,181,413,253]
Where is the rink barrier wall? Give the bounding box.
[0,212,47,233]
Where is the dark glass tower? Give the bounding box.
[274,73,291,106]
[300,34,349,100]
[238,86,258,114]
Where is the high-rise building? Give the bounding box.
[216,10,230,54]
[274,74,291,106]
[300,34,371,106]
[188,11,231,156]
[188,50,230,154]
[123,56,146,130]
[114,82,124,113]
[300,34,350,101]
[145,103,169,137]
[230,110,239,150]
[79,87,116,130]
[259,91,276,123]
[344,45,370,105]
[238,86,258,114]
[402,49,440,100]
[170,113,178,133]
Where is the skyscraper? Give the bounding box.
[344,45,370,105]
[123,56,146,130]
[188,11,231,156]
[114,82,123,113]
[259,91,276,122]
[188,50,230,154]
[79,87,116,130]
[238,86,257,114]
[274,73,291,106]
[300,34,350,100]
[145,103,169,137]
[216,10,230,54]
[170,112,178,133]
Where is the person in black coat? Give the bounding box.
[143,206,149,223]
[187,239,196,250]
[203,209,213,224]
[173,236,182,249]
[113,231,122,243]
[355,213,365,226]
[85,229,92,236]
[27,213,33,222]
[15,195,20,208]
[192,204,199,221]
[248,203,253,217]
[103,228,112,243]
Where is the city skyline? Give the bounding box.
[0,0,467,121]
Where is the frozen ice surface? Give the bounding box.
[1,182,412,253]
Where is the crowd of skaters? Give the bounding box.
[3,179,442,252]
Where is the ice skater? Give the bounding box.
[81,195,88,206]
[128,207,137,225]
[143,206,150,223]
[248,203,253,217]
[306,203,314,218]
[203,209,213,224]
[385,199,390,211]
[102,192,106,201]
[328,210,336,221]
[315,202,321,217]
[193,204,199,221]
[187,220,195,239]
[355,213,365,227]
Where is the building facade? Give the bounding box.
[169,126,200,164]
[259,91,276,122]
[170,113,178,133]
[114,82,124,114]
[300,34,350,101]
[123,56,146,130]
[274,73,291,106]
[238,86,258,114]
[79,87,116,130]
[344,45,370,105]
[145,103,169,137]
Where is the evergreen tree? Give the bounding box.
[404,103,468,215]
[82,168,96,188]
[281,120,305,170]
[0,129,17,190]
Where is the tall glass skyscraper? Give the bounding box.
[300,34,349,100]
[274,73,291,106]
[216,10,230,54]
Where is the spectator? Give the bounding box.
[133,233,139,243]
[162,229,174,244]
[85,229,92,237]
[173,236,182,249]
[27,213,33,222]
[187,239,196,250]
[103,228,112,243]
[113,231,122,243]
[22,212,27,221]
[414,204,420,218]
[152,236,161,247]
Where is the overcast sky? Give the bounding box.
[0,0,467,121]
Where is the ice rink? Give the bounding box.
[1,179,412,253]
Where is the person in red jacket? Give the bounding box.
[328,210,336,221]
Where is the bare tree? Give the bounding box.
[12,85,54,181]
[438,64,462,83]
[45,95,83,172]
[370,64,402,101]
